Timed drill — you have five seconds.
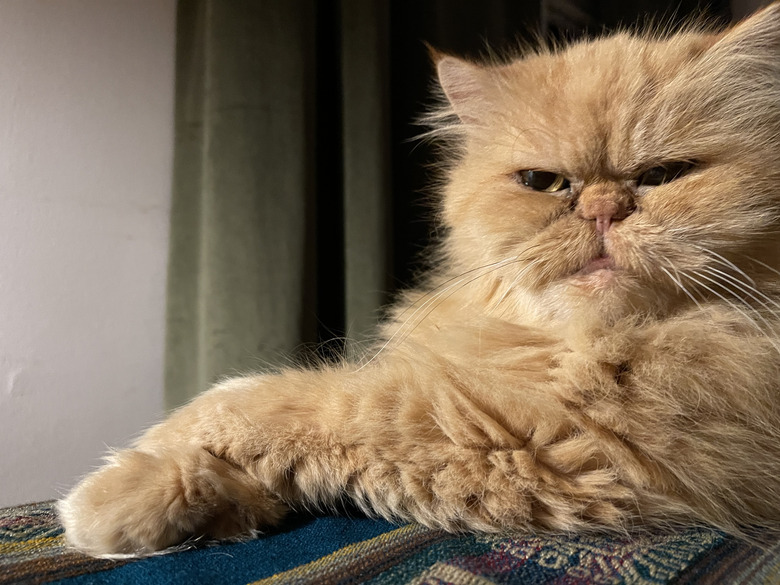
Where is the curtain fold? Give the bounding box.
[166,0,318,408]
[341,0,391,354]
[166,0,394,407]
[165,0,749,409]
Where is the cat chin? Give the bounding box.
[533,270,664,325]
[569,266,619,291]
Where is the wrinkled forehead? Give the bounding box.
[489,33,718,177]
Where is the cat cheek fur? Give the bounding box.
[60,3,780,556]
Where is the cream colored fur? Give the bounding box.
[60,3,780,556]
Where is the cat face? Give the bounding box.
[435,5,780,321]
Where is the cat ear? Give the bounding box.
[434,53,496,125]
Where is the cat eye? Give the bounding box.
[637,162,695,187]
[515,170,570,193]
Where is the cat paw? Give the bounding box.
[58,447,287,556]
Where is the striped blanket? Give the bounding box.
[2,502,779,584]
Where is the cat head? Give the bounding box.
[432,3,780,323]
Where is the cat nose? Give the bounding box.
[575,183,635,235]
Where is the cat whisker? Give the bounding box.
[387,258,538,352]
[491,260,541,311]
[391,256,521,324]
[634,251,655,282]
[659,264,704,311]
[693,245,758,288]
[690,270,777,328]
[672,246,780,331]
[699,267,780,315]
[359,241,555,369]
[746,255,780,281]
[355,256,523,371]
[692,270,780,357]
[682,272,780,356]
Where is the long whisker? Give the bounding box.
[484,240,550,313]
[746,255,780,281]
[393,258,521,333]
[660,264,703,310]
[690,270,780,357]
[684,271,775,340]
[491,260,540,310]
[692,245,757,287]
[401,258,538,342]
[699,267,780,314]
[390,256,520,324]
[691,270,775,328]
[354,256,523,371]
[361,243,551,368]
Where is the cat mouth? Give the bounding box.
[567,254,619,288]
[568,255,618,290]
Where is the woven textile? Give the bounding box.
[2,502,780,584]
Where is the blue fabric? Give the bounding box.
[51,515,398,585]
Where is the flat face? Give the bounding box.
[435,13,780,320]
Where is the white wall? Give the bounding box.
[0,0,176,507]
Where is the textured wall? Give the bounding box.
[0,0,175,506]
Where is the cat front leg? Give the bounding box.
[58,370,357,556]
[60,349,585,557]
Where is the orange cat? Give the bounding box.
[60,3,780,556]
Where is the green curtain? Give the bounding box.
[165,0,391,409]
[341,0,392,354]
